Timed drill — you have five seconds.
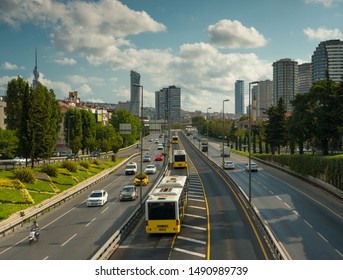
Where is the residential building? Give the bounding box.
[257,80,273,119]
[272,58,298,112]
[298,63,312,94]
[235,80,244,115]
[155,85,181,123]
[312,39,343,83]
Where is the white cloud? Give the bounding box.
[304,27,343,40]
[53,57,77,65]
[68,75,105,86]
[0,0,166,52]
[1,62,24,70]
[304,0,343,7]
[77,84,93,97]
[208,19,267,49]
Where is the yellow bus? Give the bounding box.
[173,149,187,168]
[145,175,188,234]
[171,135,179,144]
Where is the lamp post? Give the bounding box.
[248,81,259,203]
[67,115,74,155]
[222,99,230,166]
[133,84,144,207]
[206,107,211,157]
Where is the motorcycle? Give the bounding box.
[28,228,40,245]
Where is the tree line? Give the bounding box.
[0,77,142,164]
[192,76,343,156]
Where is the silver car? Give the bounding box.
[87,190,108,206]
[223,160,235,170]
[144,164,157,174]
[120,185,138,201]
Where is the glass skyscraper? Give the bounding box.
[235,80,244,115]
[312,39,343,83]
[155,85,181,123]
[130,70,141,116]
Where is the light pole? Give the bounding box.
[133,84,144,207]
[206,107,211,157]
[67,115,74,155]
[248,81,259,203]
[222,99,230,166]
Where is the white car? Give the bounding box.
[12,157,30,165]
[125,162,138,175]
[144,164,157,174]
[87,190,108,206]
[245,162,258,172]
[223,160,235,170]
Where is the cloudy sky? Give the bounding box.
[0,0,342,113]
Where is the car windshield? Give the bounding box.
[90,192,103,197]
[123,186,134,192]
[147,165,154,168]
[127,164,135,168]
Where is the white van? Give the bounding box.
[157,143,163,150]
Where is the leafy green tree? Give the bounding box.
[109,109,140,146]
[16,83,62,165]
[64,109,82,154]
[0,129,18,158]
[308,75,342,155]
[265,98,287,154]
[80,109,97,154]
[4,76,27,130]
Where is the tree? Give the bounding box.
[4,76,27,130]
[109,109,140,146]
[64,109,82,154]
[308,75,342,155]
[18,83,62,165]
[80,109,97,154]
[265,98,287,154]
[0,129,18,158]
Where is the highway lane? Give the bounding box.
[0,136,165,260]
[110,136,273,260]
[205,137,343,260]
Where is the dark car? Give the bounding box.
[120,185,138,201]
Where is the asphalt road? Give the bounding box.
[206,138,343,260]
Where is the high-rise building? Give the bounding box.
[32,48,40,89]
[257,80,273,119]
[298,63,312,94]
[272,58,298,112]
[130,70,141,116]
[235,80,244,115]
[312,39,343,83]
[155,85,181,123]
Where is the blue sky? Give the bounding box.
[0,0,342,113]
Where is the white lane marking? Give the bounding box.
[182,224,207,231]
[188,194,204,198]
[317,232,329,243]
[185,213,207,219]
[43,256,49,260]
[188,198,205,203]
[85,218,96,227]
[188,205,206,210]
[61,233,77,247]
[178,236,206,245]
[284,202,291,209]
[276,195,282,201]
[101,206,109,214]
[293,210,300,217]
[173,247,206,258]
[304,219,313,228]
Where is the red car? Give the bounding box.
[154,154,164,161]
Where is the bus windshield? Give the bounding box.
[148,202,176,220]
[174,154,186,162]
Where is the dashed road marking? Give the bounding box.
[173,247,206,258]
[177,235,206,245]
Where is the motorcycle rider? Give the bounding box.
[31,220,40,239]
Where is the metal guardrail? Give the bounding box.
[0,153,139,237]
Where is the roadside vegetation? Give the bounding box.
[0,158,123,221]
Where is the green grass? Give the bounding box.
[0,157,125,222]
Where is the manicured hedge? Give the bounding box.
[254,154,343,190]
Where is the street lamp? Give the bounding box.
[67,115,74,155]
[133,83,144,207]
[248,81,259,203]
[222,99,230,166]
[206,107,211,157]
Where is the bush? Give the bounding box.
[92,159,100,166]
[40,164,59,177]
[61,160,78,173]
[13,168,36,184]
[79,161,90,169]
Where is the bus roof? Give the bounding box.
[148,175,188,202]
